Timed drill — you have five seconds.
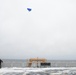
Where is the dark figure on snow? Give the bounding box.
[0,59,3,68]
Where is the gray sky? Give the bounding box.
[0,0,76,60]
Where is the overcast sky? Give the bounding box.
[0,0,76,60]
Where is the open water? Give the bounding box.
[1,59,76,67]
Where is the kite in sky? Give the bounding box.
[27,8,32,12]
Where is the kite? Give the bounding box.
[27,8,32,12]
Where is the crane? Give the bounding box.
[27,57,47,67]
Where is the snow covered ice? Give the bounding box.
[0,67,76,75]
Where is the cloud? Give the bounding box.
[0,0,76,59]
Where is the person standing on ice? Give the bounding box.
[0,59,3,68]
